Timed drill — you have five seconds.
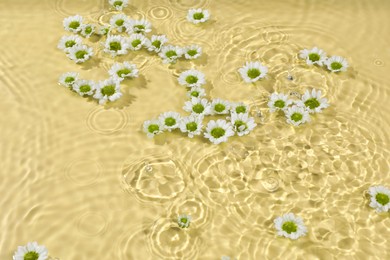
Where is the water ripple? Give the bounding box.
[86,107,129,135]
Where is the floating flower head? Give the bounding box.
[104,35,129,56]
[67,45,93,63]
[109,0,129,11]
[93,78,122,105]
[325,56,348,72]
[187,87,206,99]
[145,35,168,53]
[57,35,82,52]
[183,97,211,116]
[238,61,268,83]
[72,79,96,96]
[143,119,163,138]
[179,115,204,138]
[63,15,83,33]
[13,241,48,260]
[159,45,183,64]
[299,47,327,66]
[58,72,79,88]
[230,102,249,114]
[128,34,147,51]
[230,112,257,136]
[204,119,235,144]
[178,69,206,88]
[177,214,191,228]
[274,213,307,240]
[187,8,210,24]
[97,25,110,36]
[210,98,231,115]
[80,24,95,38]
[158,111,181,131]
[368,186,390,213]
[268,92,293,112]
[110,14,128,33]
[184,45,202,59]
[285,105,310,126]
[126,19,152,34]
[299,89,329,113]
[108,62,139,81]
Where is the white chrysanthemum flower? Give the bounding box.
[97,25,110,36]
[285,105,310,126]
[230,112,257,136]
[210,99,231,115]
[238,61,268,83]
[108,62,139,81]
[187,8,210,24]
[298,89,329,114]
[104,35,129,56]
[179,115,203,138]
[177,214,191,228]
[268,92,293,112]
[72,79,96,96]
[187,87,206,99]
[57,35,82,52]
[184,45,202,59]
[230,102,249,114]
[110,14,129,33]
[274,213,307,240]
[126,19,152,34]
[143,119,163,138]
[159,45,183,64]
[158,111,181,132]
[325,56,349,72]
[144,35,168,53]
[13,241,48,260]
[368,186,390,213]
[109,0,129,11]
[183,97,211,116]
[178,69,206,88]
[80,24,95,38]
[299,47,327,66]
[204,119,235,145]
[93,78,122,105]
[67,45,93,63]
[128,34,147,51]
[63,15,83,33]
[58,72,79,88]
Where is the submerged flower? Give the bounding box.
[179,115,204,138]
[230,112,257,136]
[80,24,95,38]
[145,35,168,53]
[285,105,310,126]
[57,35,82,52]
[230,102,249,114]
[63,15,83,33]
[13,241,48,260]
[104,35,129,56]
[158,111,181,131]
[187,87,206,99]
[184,45,202,59]
[299,89,329,113]
[108,62,139,81]
[274,213,307,240]
[178,69,206,88]
[159,45,183,64]
[325,56,348,72]
[187,8,210,24]
[126,19,152,34]
[58,72,79,88]
[93,78,122,105]
[238,61,268,83]
[368,186,390,213]
[204,119,234,144]
[210,98,231,115]
[268,92,293,112]
[299,47,327,66]
[183,97,211,116]
[177,214,191,228]
[109,0,129,11]
[128,34,147,51]
[110,14,128,33]
[72,79,96,96]
[143,119,163,138]
[67,45,93,63]
[97,25,110,36]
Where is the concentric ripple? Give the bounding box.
[167,0,210,11]
[76,211,108,237]
[64,159,102,186]
[147,5,173,20]
[86,107,129,135]
[49,0,105,16]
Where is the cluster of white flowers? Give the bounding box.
[299,47,349,72]
[268,88,329,126]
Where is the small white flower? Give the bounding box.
[274,213,307,240]
[285,105,310,126]
[230,112,257,136]
[58,72,79,88]
[63,15,83,33]
[210,98,231,115]
[158,111,181,131]
[187,87,206,99]
[238,61,268,83]
[299,47,327,66]
[109,0,129,11]
[93,78,122,105]
[230,102,249,114]
[108,62,139,81]
[128,34,147,51]
[325,56,349,72]
[268,92,293,112]
[13,241,48,260]
[159,45,183,64]
[80,24,95,38]
[177,214,191,228]
[97,25,110,36]
[110,14,129,33]
[126,19,152,34]
[104,35,129,56]
[178,69,206,88]
[187,8,210,24]
[184,45,202,59]
[67,45,93,63]
[179,114,203,138]
[204,119,235,144]
[57,35,82,52]
[144,35,168,53]
[299,89,329,113]
[368,186,390,213]
[72,79,96,96]
[183,97,211,116]
[143,119,163,138]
